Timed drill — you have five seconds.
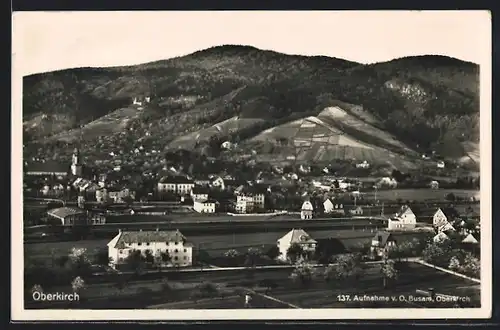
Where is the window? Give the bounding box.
[119,249,123,254]
[175,241,178,245]
[174,256,178,261]
[138,243,142,246]
[128,250,132,255]
[175,249,178,253]
[183,256,187,260]
[146,242,150,246]
[118,257,124,262]
[183,249,187,252]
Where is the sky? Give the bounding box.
[12,10,491,76]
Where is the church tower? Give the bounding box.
[71,148,83,176]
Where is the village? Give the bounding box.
[23,145,481,309]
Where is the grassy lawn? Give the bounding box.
[24,229,427,264]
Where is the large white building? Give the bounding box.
[157,175,195,195]
[193,199,216,213]
[301,200,314,220]
[107,229,193,268]
[276,228,317,262]
[235,192,266,213]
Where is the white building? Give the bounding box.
[191,186,210,201]
[356,160,370,169]
[433,232,450,243]
[235,192,265,213]
[437,161,445,169]
[276,228,317,262]
[432,208,457,233]
[301,200,314,220]
[157,176,195,195]
[221,141,232,150]
[193,199,216,213]
[211,177,225,190]
[387,205,417,230]
[107,229,193,268]
[323,199,334,214]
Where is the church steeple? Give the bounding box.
[71,147,83,176]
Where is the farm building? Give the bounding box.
[47,207,88,226]
[276,228,317,262]
[107,229,193,269]
[323,198,334,214]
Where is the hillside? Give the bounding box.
[22,45,480,169]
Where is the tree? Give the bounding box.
[448,256,461,271]
[68,247,92,277]
[289,259,315,286]
[93,248,112,266]
[421,241,453,267]
[125,250,145,275]
[265,245,281,260]
[224,249,240,258]
[380,255,399,288]
[144,249,155,264]
[461,253,480,278]
[286,243,305,264]
[71,276,85,294]
[324,253,364,284]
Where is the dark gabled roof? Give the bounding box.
[192,186,211,194]
[159,175,194,184]
[372,231,395,247]
[25,161,69,174]
[47,207,86,219]
[198,198,218,204]
[112,229,187,249]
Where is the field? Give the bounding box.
[361,189,480,202]
[45,107,143,143]
[25,262,480,309]
[148,262,481,309]
[24,229,424,263]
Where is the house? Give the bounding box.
[96,188,108,203]
[235,195,255,214]
[25,161,69,177]
[234,186,266,213]
[429,180,440,189]
[387,205,417,230]
[108,188,135,204]
[157,175,195,195]
[356,160,370,169]
[433,231,450,243]
[107,229,193,269]
[461,233,479,244]
[433,208,458,233]
[191,186,210,201]
[211,176,226,190]
[375,177,398,189]
[47,207,88,226]
[220,141,232,150]
[346,206,364,216]
[132,96,151,106]
[89,211,106,225]
[193,198,217,213]
[194,176,212,186]
[370,231,397,257]
[300,200,314,220]
[437,161,445,169]
[40,183,65,197]
[276,228,317,261]
[323,198,334,214]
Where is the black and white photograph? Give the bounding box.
[12,10,491,320]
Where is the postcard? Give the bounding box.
[11,10,492,321]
